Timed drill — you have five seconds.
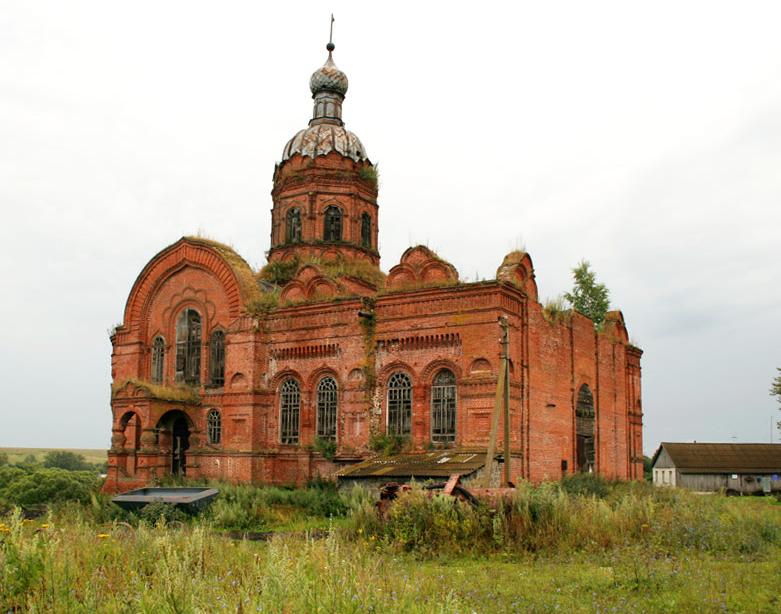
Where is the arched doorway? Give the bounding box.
[119,411,141,476]
[156,410,192,476]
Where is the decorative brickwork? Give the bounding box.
[103,43,643,493]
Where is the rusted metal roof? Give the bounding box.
[337,451,489,479]
[654,442,781,474]
[282,123,367,162]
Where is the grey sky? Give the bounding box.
[1,1,779,454]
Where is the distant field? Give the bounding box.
[1,447,107,465]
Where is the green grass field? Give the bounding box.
[1,472,780,612]
[0,447,106,466]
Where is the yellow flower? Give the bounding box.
[22,519,34,524]
[41,524,50,529]
[97,533,110,539]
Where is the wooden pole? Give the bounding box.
[483,327,506,487]
[501,316,511,486]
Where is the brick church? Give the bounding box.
[104,41,644,493]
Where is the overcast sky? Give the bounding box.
[1,1,780,454]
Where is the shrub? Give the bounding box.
[1,468,100,507]
[313,437,337,460]
[560,473,611,498]
[368,432,408,455]
[42,450,93,472]
[139,501,189,525]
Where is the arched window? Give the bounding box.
[317,377,338,441]
[151,336,165,384]
[387,372,412,436]
[286,207,301,243]
[210,330,225,387]
[431,369,456,443]
[207,409,221,445]
[323,206,342,242]
[175,309,201,385]
[361,212,372,248]
[575,384,595,473]
[280,378,301,444]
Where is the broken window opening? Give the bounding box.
[175,309,201,385]
[317,377,338,441]
[151,336,165,384]
[280,378,300,444]
[575,384,595,473]
[286,207,302,243]
[210,330,225,387]
[207,409,221,445]
[431,369,456,443]
[387,372,412,436]
[324,206,342,242]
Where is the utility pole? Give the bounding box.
[500,316,511,486]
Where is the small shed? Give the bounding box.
[336,450,501,490]
[652,442,781,494]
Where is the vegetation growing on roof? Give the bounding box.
[184,235,262,306]
[499,249,527,266]
[246,288,281,316]
[111,378,201,404]
[564,260,610,329]
[358,164,379,187]
[541,296,572,325]
[259,255,386,289]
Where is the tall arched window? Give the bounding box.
[361,212,372,248]
[431,369,456,443]
[280,378,301,444]
[286,207,301,243]
[207,409,221,445]
[210,330,225,387]
[387,372,412,436]
[175,309,201,385]
[576,384,595,473]
[151,336,165,384]
[317,377,338,441]
[323,206,342,242]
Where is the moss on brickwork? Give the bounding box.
[184,235,263,308]
[259,255,385,290]
[111,378,201,404]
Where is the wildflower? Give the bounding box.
[97,533,110,539]
[23,519,34,524]
[41,523,50,529]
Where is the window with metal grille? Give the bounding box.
[387,372,412,436]
[175,309,201,385]
[151,336,165,384]
[576,384,595,472]
[207,409,221,445]
[280,378,301,444]
[361,212,371,248]
[324,206,342,241]
[210,330,225,386]
[317,377,338,440]
[286,207,301,243]
[431,369,456,443]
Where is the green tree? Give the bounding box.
[771,368,781,434]
[564,260,610,328]
[42,450,92,472]
[0,452,8,467]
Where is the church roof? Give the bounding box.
[282,123,367,162]
[281,43,368,163]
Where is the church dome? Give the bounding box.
[282,123,367,162]
[280,43,368,163]
[309,52,348,97]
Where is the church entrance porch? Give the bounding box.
[156,410,192,477]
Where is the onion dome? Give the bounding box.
[281,43,368,163]
[309,48,348,97]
